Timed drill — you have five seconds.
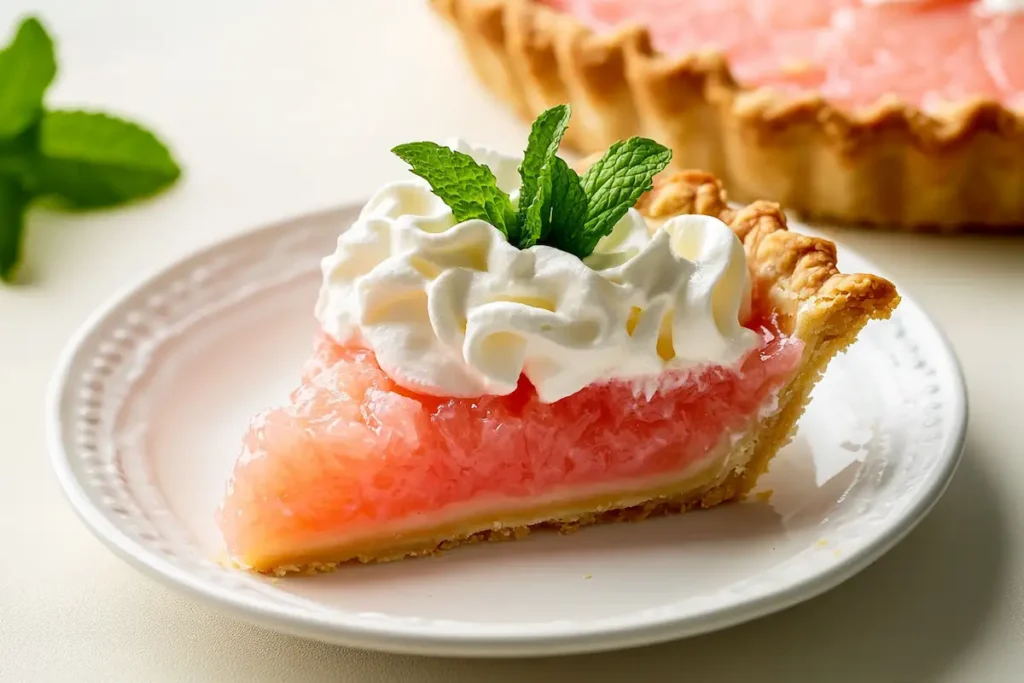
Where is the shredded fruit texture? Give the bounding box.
[220,316,802,555]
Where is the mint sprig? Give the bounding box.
[579,137,672,253]
[515,103,570,248]
[391,142,516,236]
[544,156,589,257]
[391,104,671,257]
[0,18,54,140]
[29,111,182,208]
[0,176,28,281]
[0,16,181,283]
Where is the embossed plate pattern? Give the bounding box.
[47,205,967,657]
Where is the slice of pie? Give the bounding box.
[218,106,898,574]
[430,0,1024,230]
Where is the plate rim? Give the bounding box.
[46,205,969,657]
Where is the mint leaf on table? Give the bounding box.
[392,141,517,237]
[515,104,571,248]
[0,176,29,282]
[0,18,55,140]
[0,122,37,178]
[0,16,183,285]
[544,157,589,257]
[579,137,672,252]
[26,110,181,208]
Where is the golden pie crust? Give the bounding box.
[253,170,899,574]
[430,0,1024,231]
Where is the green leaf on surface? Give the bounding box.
[0,120,38,179]
[26,110,182,208]
[0,175,29,282]
[0,17,183,287]
[0,17,56,140]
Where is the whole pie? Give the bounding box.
[430,0,1024,230]
[218,107,898,574]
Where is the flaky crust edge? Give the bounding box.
[430,0,1024,230]
[634,168,899,490]
[638,169,901,343]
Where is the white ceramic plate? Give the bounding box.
[48,205,967,658]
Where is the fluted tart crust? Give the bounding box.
[430,0,1024,231]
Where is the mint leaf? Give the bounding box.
[386,108,670,263]
[544,157,589,257]
[518,181,544,248]
[0,17,56,140]
[0,121,37,178]
[392,141,516,237]
[25,110,181,208]
[579,137,671,254]
[516,104,571,248]
[0,18,183,287]
[0,176,29,282]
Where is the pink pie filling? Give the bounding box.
[219,319,803,562]
[541,0,1024,110]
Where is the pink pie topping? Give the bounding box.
[541,0,1024,110]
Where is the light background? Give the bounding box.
[1,1,1021,681]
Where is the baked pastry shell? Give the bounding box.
[431,0,1024,230]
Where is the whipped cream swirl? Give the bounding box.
[315,142,760,403]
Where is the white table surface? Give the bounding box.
[1,1,1021,681]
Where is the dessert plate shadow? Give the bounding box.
[47,204,967,657]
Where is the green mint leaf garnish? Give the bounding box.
[26,110,181,208]
[0,176,29,282]
[0,18,55,140]
[0,16,182,285]
[579,137,672,251]
[516,104,571,248]
[392,141,517,237]
[390,106,671,260]
[518,177,545,248]
[544,157,589,257]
